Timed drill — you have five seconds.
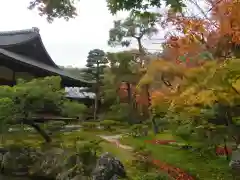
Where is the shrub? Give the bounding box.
[82,122,97,130]
[130,124,148,137]
[0,76,90,141]
[99,120,121,131]
[28,140,102,179]
[0,76,87,123]
[106,103,131,121]
[61,100,87,118]
[132,145,154,172]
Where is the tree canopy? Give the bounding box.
[28,0,186,22]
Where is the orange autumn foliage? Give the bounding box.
[118,82,149,106]
[150,90,165,106]
[162,0,240,63]
[162,11,214,65]
[210,0,240,44]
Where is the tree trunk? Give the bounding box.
[22,120,51,143]
[224,138,230,160]
[126,82,134,124]
[220,109,231,160]
[93,93,98,121]
[146,84,158,134]
[94,63,100,121]
[151,115,158,134]
[137,37,145,67]
[146,84,151,118]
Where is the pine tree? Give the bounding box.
[85,49,107,121]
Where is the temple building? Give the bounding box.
[0,27,94,101]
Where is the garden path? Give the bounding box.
[98,134,195,180]
[98,135,133,150]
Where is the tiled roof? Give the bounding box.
[0,27,60,68]
[65,87,95,99]
[0,27,94,87]
[0,27,39,46]
[0,48,95,86]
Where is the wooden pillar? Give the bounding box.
[12,71,16,86]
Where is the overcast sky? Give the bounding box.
[0,0,206,68]
[0,0,161,67]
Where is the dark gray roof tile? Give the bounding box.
[0,27,39,46]
[0,48,95,86]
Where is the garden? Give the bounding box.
[1,0,240,179]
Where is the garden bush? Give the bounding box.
[130,124,148,137]
[132,145,154,172]
[99,120,121,131]
[0,76,88,142]
[61,100,87,118]
[82,122,97,130]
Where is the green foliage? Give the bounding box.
[28,140,101,179]
[16,76,64,115]
[155,117,170,132]
[82,122,97,130]
[85,49,107,80]
[61,100,87,117]
[75,140,102,176]
[108,12,160,48]
[0,76,86,126]
[99,119,121,131]
[132,145,154,172]
[85,49,107,121]
[0,97,15,129]
[130,124,148,137]
[106,0,186,15]
[101,50,142,123]
[28,0,78,22]
[106,103,131,121]
[105,51,137,82]
[174,124,193,143]
[28,0,185,24]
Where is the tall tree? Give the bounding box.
[28,0,185,22]
[104,50,150,123]
[108,12,160,65]
[28,0,78,22]
[85,49,107,121]
[108,11,160,124]
[106,0,186,15]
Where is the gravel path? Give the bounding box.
[98,135,133,150]
[98,134,195,180]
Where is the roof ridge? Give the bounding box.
[0,27,39,35]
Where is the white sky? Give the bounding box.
[0,0,160,67]
[0,0,205,68]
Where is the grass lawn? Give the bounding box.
[120,132,233,180]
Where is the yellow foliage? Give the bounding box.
[195,90,217,106]
[138,57,240,119]
[138,74,153,87]
[232,79,240,93]
[147,59,185,75]
[138,59,184,95]
[186,107,202,116]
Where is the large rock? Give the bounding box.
[0,147,127,180]
[229,147,240,179]
[1,147,41,176]
[92,152,126,180]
